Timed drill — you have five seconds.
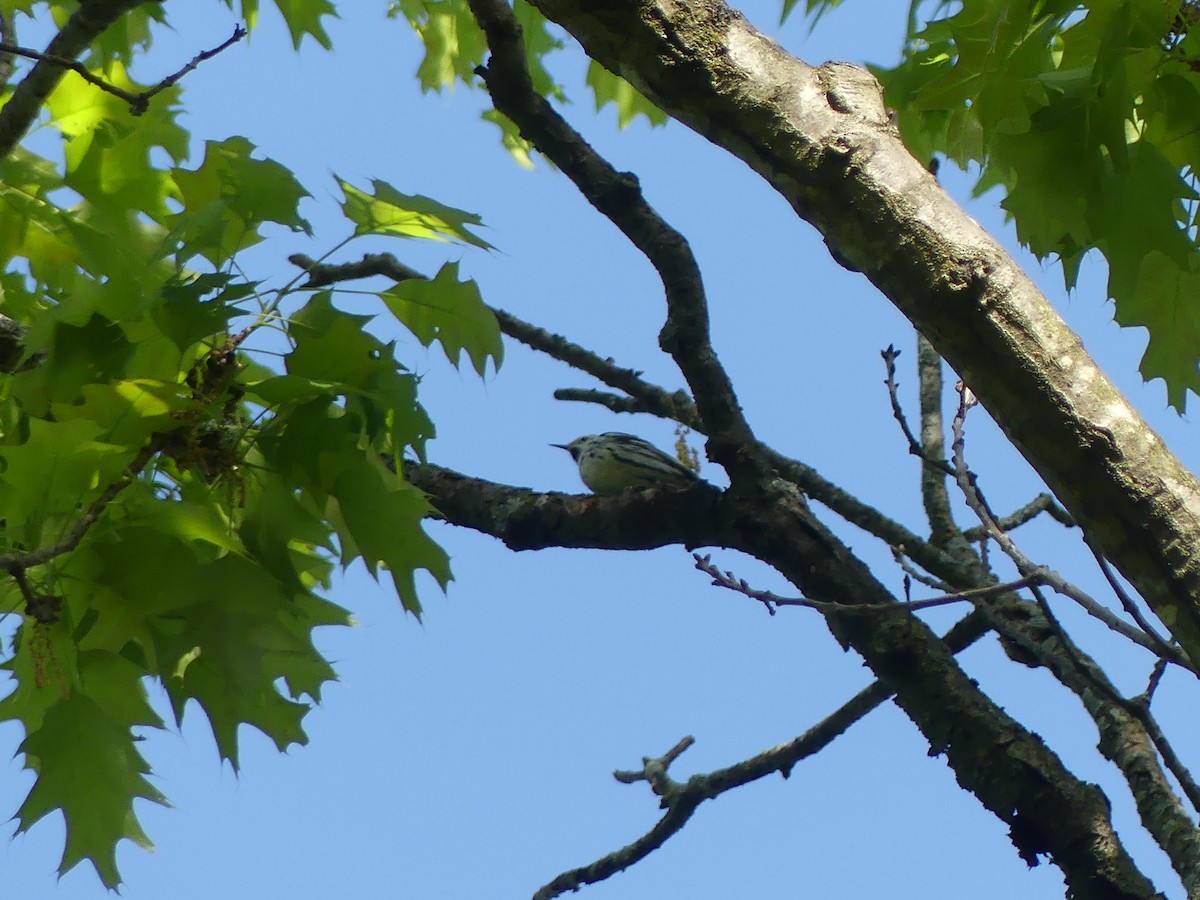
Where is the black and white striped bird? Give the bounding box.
[553,432,700,494]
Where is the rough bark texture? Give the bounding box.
[410,463,1164,900]
[525,0,1200,666]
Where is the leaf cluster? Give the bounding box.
[0,1,502,887]
[389,0,665,165]
[847,0,1200,407]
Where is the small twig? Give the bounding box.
[882,344,954,477]
[694,552,1038,617]
[1122,659,1200,813]
[1135,659,1168,707]
[0,445,153,571]
[535,611,994,900]
[1086,535,1178,661]
[891,546,951,592]
[0,0,147,159]
[136,25,247,112]
[950,387,1195,672]
[0,26,245,116]
[613,736,695,795]
[552,387,659,416]
[960,492,1076,541]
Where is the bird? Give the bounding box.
[553,432,700,494]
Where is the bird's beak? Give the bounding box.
[550,443,571,451]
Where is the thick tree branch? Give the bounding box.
[412,460,1161,899]
[406,462,727,552]
[526,0,1200,676]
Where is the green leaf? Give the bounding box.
[10,649,166,889]
[876,0,1200,405]
[153,273,255,352]
[329,456,450,614]
[1129,251,1200,407]
[154,552,347,767]
[285,292,398,389]
[480,108,536,169]
[171,137,312,265]
[381,261,503,375]
[0,418,131,547]
[271,0,338,49]
[394,0,488,92]
[239,474,335,597]
[46,62,188,221]
[51,379,192,446]
[13,313,136,412]
[337,176,493,248]
[586,61,668,129]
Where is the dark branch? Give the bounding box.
[536,609,993,899]
[949,389,1200,886]
[960,492,1076,542]
[466,0,757,480]
[882,343,954,477]
[0,26,244,117]
[950,390,1194,668]
[694,552,1040,617]
[289,251,426,287]
[413,453,1163,898]
[0,1,193,158]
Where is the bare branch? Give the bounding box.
[0,26,244,116]
[949,390,1200,888]
[536,609,993,899]
[694,552,1039,617]
[882,343,954,478]
[0,2,235,158]
[414,455,1162,898]
[525,0,1200,666]
[1086,536,1175,658]
[960,492,1075,541]
[950,388,1192,669]
[288,251,426,287]
[466,0,759,484]
[133,25,246,111]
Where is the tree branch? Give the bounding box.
[915,334,962,544]
[536,608,995,898]
[960,492,1075,542]
[466,0,760,485]
[412,457,1161,898]
[695,552,1040,617]
[525,0,1200,692]
[0,0,157,159]
[949,394,1200,890]
[0,25,244,117]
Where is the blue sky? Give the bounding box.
[3,2,1199,898]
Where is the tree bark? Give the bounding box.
[410,463,1165,899]
[524,0,1200,666]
